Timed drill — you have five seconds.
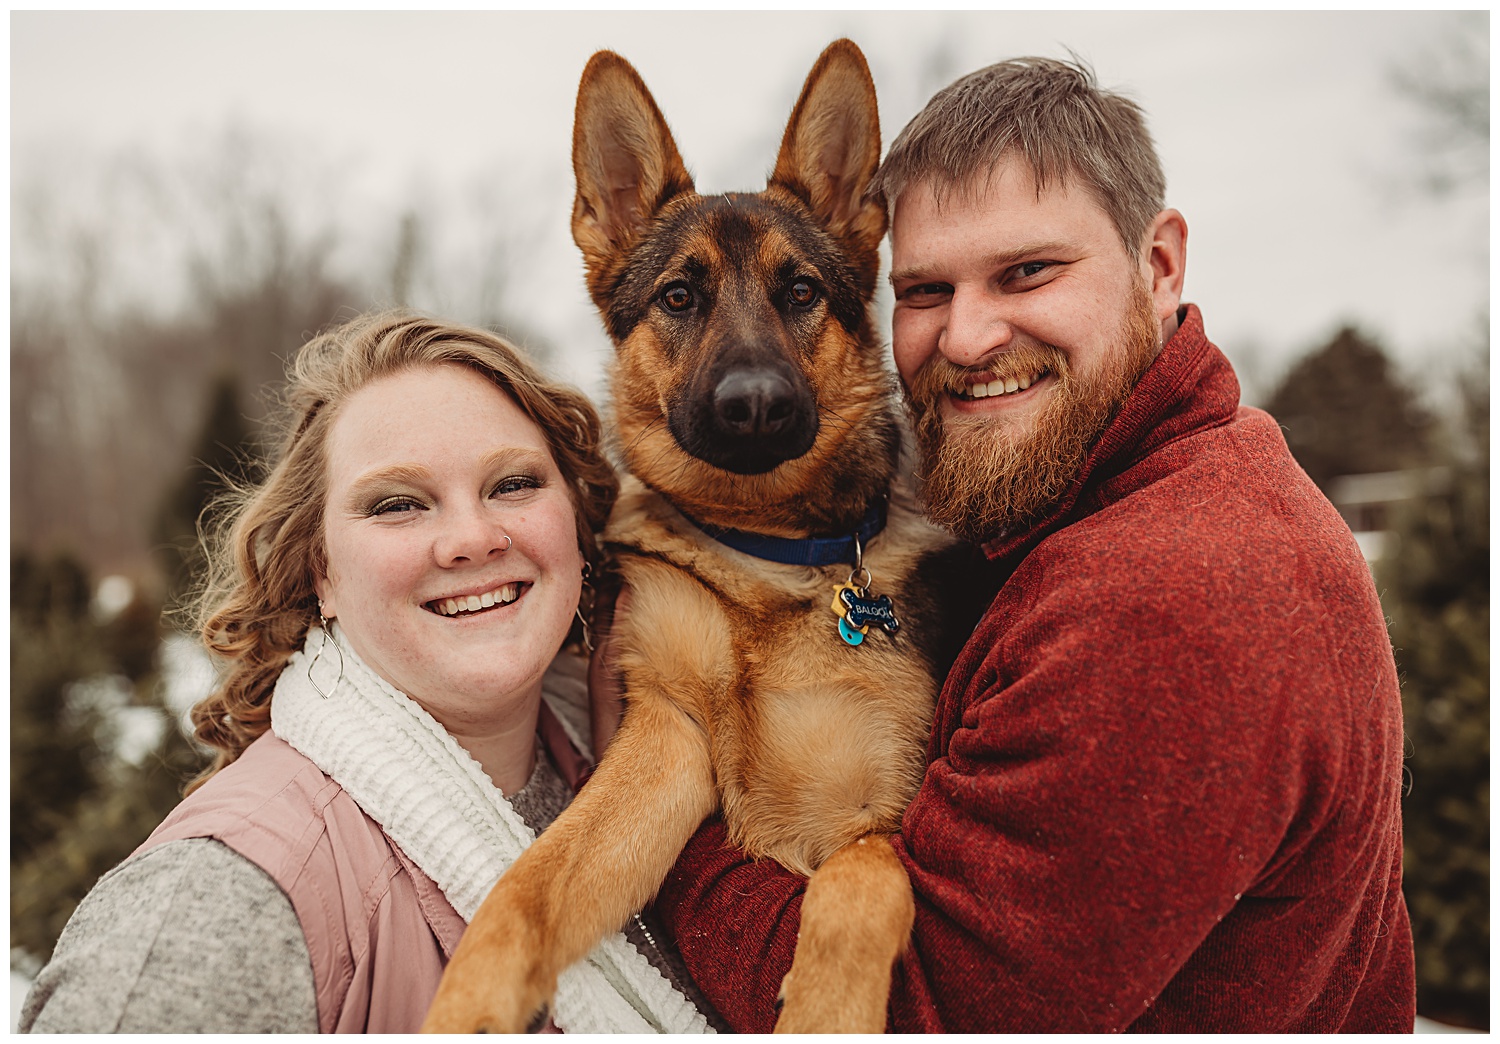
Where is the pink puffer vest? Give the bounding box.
[136,705,590,1033]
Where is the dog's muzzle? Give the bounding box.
[673,363,819,474]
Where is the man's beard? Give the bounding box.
[904,284,1163,544]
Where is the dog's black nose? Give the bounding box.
[713,369,799,437]
[675,363,818,473]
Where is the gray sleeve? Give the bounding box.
[19,837,319,1033]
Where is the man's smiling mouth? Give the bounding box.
[425,582,525,617]
[953,367,1051,401]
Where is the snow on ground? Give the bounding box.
[12,971,33,1031]
[159,630,219,717]
[1416,1016,1483,1033]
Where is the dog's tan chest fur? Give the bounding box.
[724,667,931,877]
[606,476,937,877]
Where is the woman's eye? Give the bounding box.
[787,280,819,308]
[492,475,542,497]
[370,496,422,516]
[660,284,694,312]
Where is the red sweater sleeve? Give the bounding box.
[657,819,803,1033]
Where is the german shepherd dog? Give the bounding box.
[424,39,977,1033]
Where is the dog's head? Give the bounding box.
[571,41,895,534]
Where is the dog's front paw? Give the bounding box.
[420,996,546,1034]
[420,960,550,1034]
[772,960,889,1034]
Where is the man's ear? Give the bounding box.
[1141,208,1187,323]
[768,39,886,296]
[571,51,695,304]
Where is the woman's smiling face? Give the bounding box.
[314,363,584,735]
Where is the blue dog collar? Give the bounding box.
[678,499,888,567]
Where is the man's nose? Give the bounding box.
[434,506,512,566]
[938,286,1014,367]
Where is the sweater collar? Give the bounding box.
[980,304,1240,563]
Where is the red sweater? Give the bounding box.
[656,306,1415,1032]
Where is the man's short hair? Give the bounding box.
[872,56,1166,255]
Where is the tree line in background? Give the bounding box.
[10,20,1487,1028]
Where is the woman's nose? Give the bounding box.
[434,506,513,566]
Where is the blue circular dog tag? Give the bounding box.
[838,616,866,646]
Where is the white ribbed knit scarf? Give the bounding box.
[270,624,710,1034]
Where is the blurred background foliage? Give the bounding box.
[9,16,1487,1031]
[1379,348,1490,1029]
[11,550,203,966]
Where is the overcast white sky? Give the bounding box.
[11,10,1489,403]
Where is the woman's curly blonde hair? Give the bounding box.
[186,311,618,793]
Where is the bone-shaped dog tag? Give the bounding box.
[838,586,901,637]
[832,581,899,646]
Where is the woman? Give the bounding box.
[19,313,715,1033]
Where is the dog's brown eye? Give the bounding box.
[661,284,694,312]
[787,280,818,308]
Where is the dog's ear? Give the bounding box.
[572,52,695,277]
[769,40,886,291]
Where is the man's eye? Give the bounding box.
[900,283,951,304]
[1010,261,1052,283]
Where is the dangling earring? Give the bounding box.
[307,608,345,699]
[575,561,594,653]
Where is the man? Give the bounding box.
[653,56,1415,1031]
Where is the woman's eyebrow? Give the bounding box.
[339,447,554,507]
[341,463,432,506]
[477,447,552,473]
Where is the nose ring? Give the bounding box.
[499,534,513,553]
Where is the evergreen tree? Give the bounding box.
[152,373,252,607]
[10,552,109,862]
[10,550,206,965]
[1262,326,1433,490]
